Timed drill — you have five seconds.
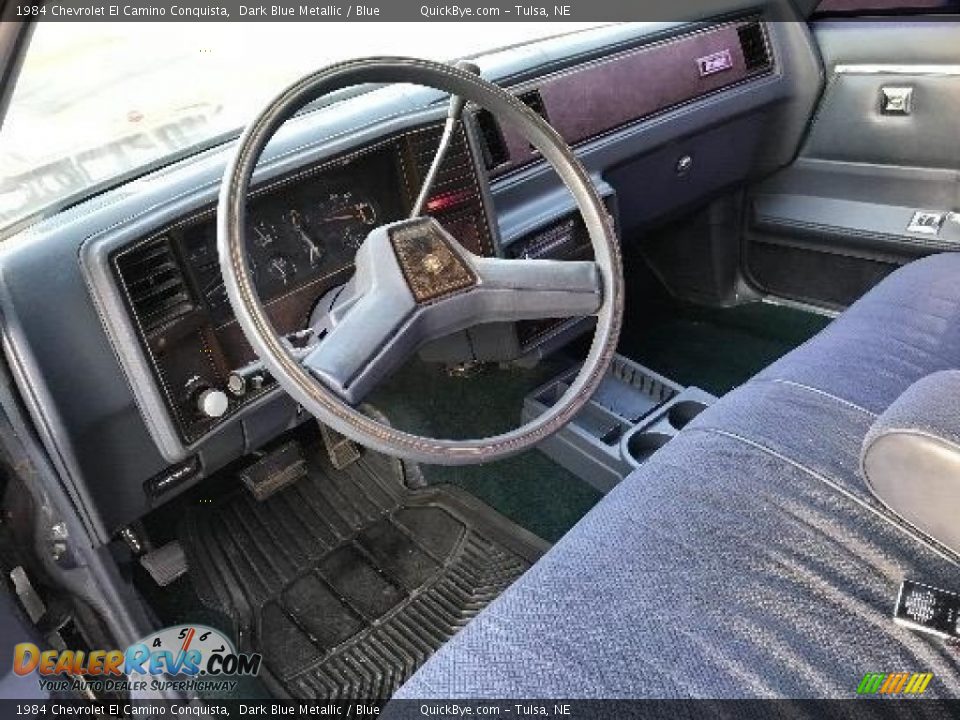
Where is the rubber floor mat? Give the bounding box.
[179,446,547,699]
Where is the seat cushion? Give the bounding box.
[756,252,960,414]
[396,433,960,699]
[394,253,960,699]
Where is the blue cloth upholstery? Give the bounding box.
[755,254,960,414]
[395,254,960,699]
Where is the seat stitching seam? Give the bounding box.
[750,378,878,417]
[686,427,960,568]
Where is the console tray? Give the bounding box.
[522,355,716,492]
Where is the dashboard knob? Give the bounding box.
[196,388,229,418]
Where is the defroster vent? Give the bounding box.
[116,236,194,332]
[474,87,549,171]
[738,22,771,73]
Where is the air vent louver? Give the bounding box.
[738,22,770,72]
[518,89,549,123]
[475,108,510,170]
[117,236,194,332]
[472,88,550,171]
[409,124,492,256]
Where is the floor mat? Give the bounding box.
[179,446,547,699]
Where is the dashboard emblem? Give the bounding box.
[697,49,733,77]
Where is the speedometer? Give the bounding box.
[313,191,379,250]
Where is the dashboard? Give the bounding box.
[0,10,824,540]
[113,124,493,447]
[112,15,777,462]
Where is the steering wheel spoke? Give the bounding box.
[301,292,411,406]
[468,254,602,322]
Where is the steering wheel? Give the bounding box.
[217,57,623,465]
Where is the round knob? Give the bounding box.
[226,373,246,397]
[196,388,229,418]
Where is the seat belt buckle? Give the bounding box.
[893,579,960,641]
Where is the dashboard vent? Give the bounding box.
[116,236,194,332]
[409,124,492,256]
[475,108,510,170]
[412,124,477,202]
[473,88,549,171]
[738,22,770,72]
[518,89,549,123]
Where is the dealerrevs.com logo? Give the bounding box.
[13,625,261,694]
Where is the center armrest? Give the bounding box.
[861,370,960,555]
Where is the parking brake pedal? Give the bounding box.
[241,441,308,501]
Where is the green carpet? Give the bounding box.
[369,358,602,543]
[619,300,832,397]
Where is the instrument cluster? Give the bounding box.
[180,144,404,325]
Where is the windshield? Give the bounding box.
[0,21,609,230]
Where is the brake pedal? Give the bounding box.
[241,441,308,501]
[139,541,187,587]
[320,423,361,470]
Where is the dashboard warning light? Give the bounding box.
[426,190,471,213]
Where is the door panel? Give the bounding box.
[805,71,960,169]
[744,19,960,309]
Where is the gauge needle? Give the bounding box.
[271,258,291,284]
[289,210,322,266]
[319,204,375,223]
[254,225,272,246]
[298,228,323,266]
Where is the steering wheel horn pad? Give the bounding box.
[390,218,478,303]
